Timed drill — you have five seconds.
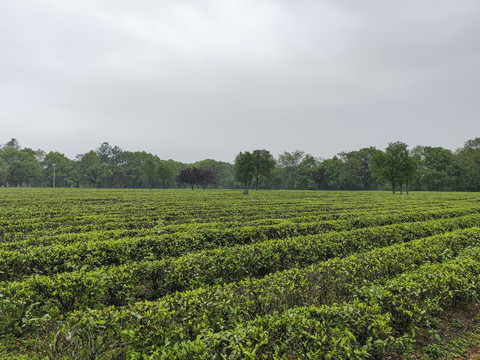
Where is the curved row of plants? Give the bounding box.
[2,213,480,317]
[2,189,475,225]
[142,249,480,360]
[3,190,480,359]
[2,211,479,282]
[2,205,476,250]
[27,228,480,358]
[1,199,470,244]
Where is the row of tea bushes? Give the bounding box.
[2,209,479,281]
[148,249,480,360]
[3,214,480,320]
[26,228,480,358]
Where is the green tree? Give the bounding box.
[312,166,329,190]
[115,151,154,188]
[95,142,124,187]
[296,154,320,190]
[76,151,112,188]
[41,152,76,187]
[399,152,417,195]
[0,140,42,187]
[157,161,175,189]
[336,148,380,190]
[317,157,342,190]
[337,151,363,190]
[411,146,458,191]
[456,138,480,191]
[6,158,42,187]
[252,149,276,190]
[141,156,159,189]
[193,159,234,189]
[357,147,381,190]
[372,141,416,194]
[277,150,305,189]
[0,146,21,186]
[4,138,21,150]
[234,151,255,194]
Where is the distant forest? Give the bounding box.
[0,137,479,192]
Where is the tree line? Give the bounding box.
[0,137,479,192]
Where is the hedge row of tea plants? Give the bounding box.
[2,189,480,359]
[2,214,480,322]
[147,248,480,360]
[2,208,479,282]
[22,228,480,358]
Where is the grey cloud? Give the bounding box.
[1,0,479,162]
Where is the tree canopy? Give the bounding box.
[233,151,255,194]
[2,137,480,192]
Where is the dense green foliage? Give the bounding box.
[1,189,480,359]
[1,137,479,191]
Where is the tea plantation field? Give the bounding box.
[1,188,480,359]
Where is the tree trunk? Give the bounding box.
[392,181,395,194]
[406,180,409,195]
[400,183,403,195]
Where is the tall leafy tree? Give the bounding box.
[357,147,381,190]
[41,152,76,187]
[5,157,42,187]
[115,151,152,188]
[233,151,255,194]
[371,141,416,194]
[317,157,342,190]
[411,146,458,191]
[312,166,329,190]
[193,159,234,189]
[157,161,175,189]
[277,150,305,189]
[95,142,124,187]
[198,169,215,190]
[141,156,159,189]
[399,152,417,195]
[177,167,213,190]
[296,154,320,190]
[252,149,276,190]
[456,138,480,191]
[0,140,42,187]
[0,146,22,186]
[76,151,112,188]
[337,151,363,190]
[4,138,21,150]
[336,148,380,190]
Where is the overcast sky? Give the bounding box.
[1,1,479,163]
